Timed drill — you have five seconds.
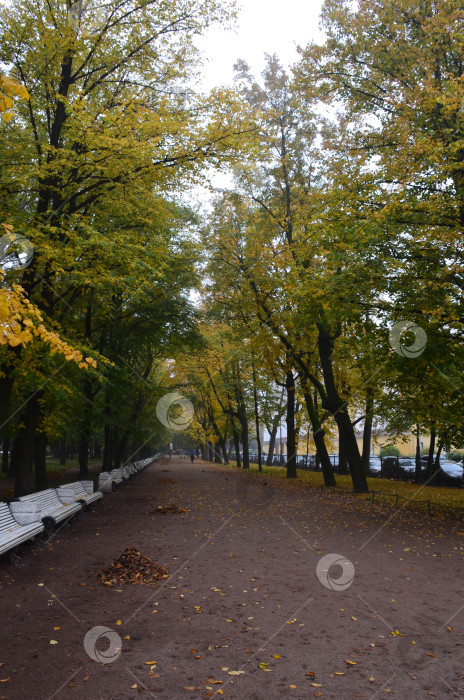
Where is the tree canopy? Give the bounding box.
[1,0,464,497]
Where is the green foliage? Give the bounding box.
[379,445,401,458]
[0,0,251,486]
[447,451,464,462]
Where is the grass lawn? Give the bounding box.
[43,458,101,472]
[223,460,464,518]
[0,458,101,480]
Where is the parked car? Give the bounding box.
[380,456,418,481]
[398,457,416,473]
[400,457,463,486]
[435,460,463,487]
[368,456,382,475]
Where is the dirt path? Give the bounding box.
[1,457,464,700]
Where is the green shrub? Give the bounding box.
[447,450,464,462]
[379,445,401,457]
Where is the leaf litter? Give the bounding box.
[98,547,168,586]
[152,503,187,515]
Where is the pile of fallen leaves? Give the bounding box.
[98,547,168,587]
[153,503,186,515]
[157,478,177,485]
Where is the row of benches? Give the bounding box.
[0,456,158,564]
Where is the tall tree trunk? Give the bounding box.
[34,431,48,491]
[303,389,336,487]
[221,441,229,464]
[240,415,249,469]
[361,388,374,477]
[59,438,66,466]
[295,401,302,459]
[285,370,297,479]
[234,388,249,468]
[8,436,18,477]
[214,441,222,463]
[78,433,90,476]
[427,426,436,482]
[266,420,278,466]
[1,435,9,474]
[13,393,42,496]
[232,425,242,469]
[415,425,422,482]
[217,422,230,464]
[114,432,129,469]
[0,345,23,435]
[434,441,443,471]
[102,425,113,472]
[338,429,349,475]
[252,360,263,472]
[211,419,228,464]
[78,376,94,478]
[317,325,367,492]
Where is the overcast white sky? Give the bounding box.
[188,0,325,195]
[195,0,325,91]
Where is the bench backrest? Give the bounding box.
[19,489,62,510]
[62,482,88,498]
[0,502,20,532]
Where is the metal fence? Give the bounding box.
[227,452,463,488]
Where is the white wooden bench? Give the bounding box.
[17,489,83,533]
[57,481,103,508]
[133,457,155,471]
[98,472,116,492]
[0,502,45,564]
[109,469,125,484]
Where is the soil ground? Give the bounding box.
[1,457,464,700]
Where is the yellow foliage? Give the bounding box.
[0,267,95,368]
[0,75,29,123]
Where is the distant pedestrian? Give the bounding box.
[190,452,195,463]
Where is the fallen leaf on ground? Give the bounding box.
[153,503,186,515]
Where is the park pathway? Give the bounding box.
[1,457,464,699]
